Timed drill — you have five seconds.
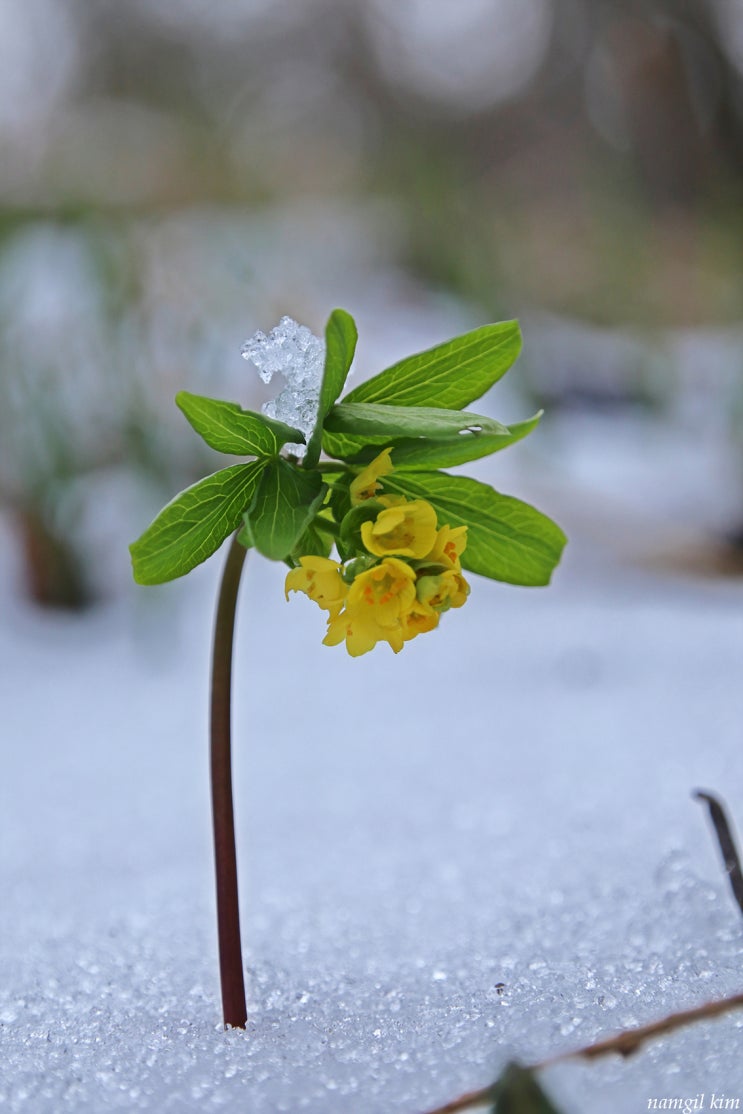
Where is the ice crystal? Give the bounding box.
[241,316,326,454]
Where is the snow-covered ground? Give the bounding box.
[1,482,742,1113]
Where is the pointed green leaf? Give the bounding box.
[322,427,385,460]
[237,514,255,551]
[338,500,384,554]
[130,461,265,584]
[383,471,567,586]
[492,1062,566,1113]
[246,458,326,561]
[347,414,542,471]
[324,402,508,441]
[304,308,358,469]
[291,517,334,562]
[323,473,352,533]
[341,320,521,408]
[175,391,304,457]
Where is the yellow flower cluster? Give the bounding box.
[285,450,469,656]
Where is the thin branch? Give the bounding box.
[694,790,743,917]
[421,993,743,1114]
[537,991,743,1067]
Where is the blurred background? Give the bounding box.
[2,0,743,609]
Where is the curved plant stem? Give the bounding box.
[211,531,248,1029]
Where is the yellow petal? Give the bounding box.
[285,556,346,613]
[402,603,440,642]
[361,499,438,559]
[423,524,468,568]
[349,448,394,505]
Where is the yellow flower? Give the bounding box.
[285,556,347,617]
[402,602,440,642]
[324,604,404,657]
[349,447,394,504]
[361,499,438,559]
[347,556,417,620]
[323,557,416,656]
[416,569,470,613]
[424,523,468,570]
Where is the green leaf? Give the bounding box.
[383,471,567,586]
[323,473,352,536]
[341,320,521,409]
[322,427,386,461]
[237,516,254,551]
[338,500,384,554]
[246,458,326,561]
[176,391,304,457]
[304,308,358,469]
[324,402,508,441]
[491,1062,566,1113]
[130,461,265,584]
[349,413,543,471]
[291,517,334,562]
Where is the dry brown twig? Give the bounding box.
[694,790,743,918]
[421,992,743,1114]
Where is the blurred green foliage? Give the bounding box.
[2,0,743,604]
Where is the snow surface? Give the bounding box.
[1,505,743,1113]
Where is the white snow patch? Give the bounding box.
[241,316,325,454]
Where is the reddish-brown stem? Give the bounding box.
[211,532,248,1029]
